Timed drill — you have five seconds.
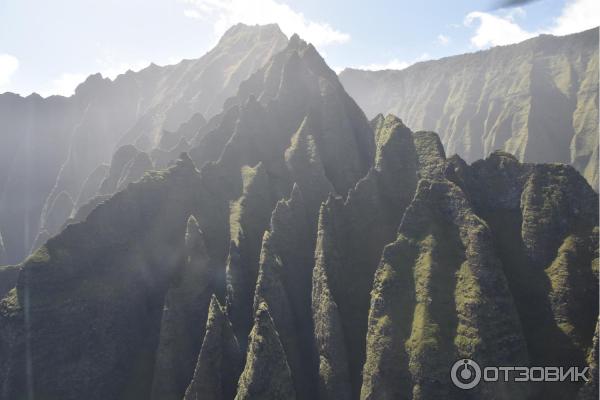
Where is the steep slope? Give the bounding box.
[446,151,598,399]
[0,23,287,264]
[235,302,296,399]
[339,28,599,190]
[150,216,215,400]
[183,295,242,400]
[362,179,530,400]
[358,142,598,399]
[0,156,204,400]
[312,115,418,397]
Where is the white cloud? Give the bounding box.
[437,34,451,45]
[550,0,600,35]
[349,53,430,72]
[464,11,535,48]
[356,58,410,71]
[465,0,600,49]
[182,0,350,47]
[0,54,19,90]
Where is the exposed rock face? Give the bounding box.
[0,27,597,400]
[339,28,599,190]
[235,302,296,400]
[183,295,242,400]
[0,23,288,265]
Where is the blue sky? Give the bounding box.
[0,0,597,96]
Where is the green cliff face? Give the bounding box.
[253,185,319,399]
[226,162,276,349]
[235,302,296,400]
[0,28,597,400]
[446,151,598,399]
[362,179,529,400]
[150,216,215,400]
[339,28,599,190]
[183,295,242,400]
[312,114,418,397]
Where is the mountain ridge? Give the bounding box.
[339,27,599,190]
[0,23,288,265]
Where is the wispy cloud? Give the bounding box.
[465,0,600,49]
[346,53,430,72]
[437,34,451,45]
[355,58,410,71]
[0,54,19,91]
[182,0,350,47]
[551,0,599,35]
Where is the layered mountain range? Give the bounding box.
[0,23,287,264]
[339,27,599,190]
[0,25,598,400]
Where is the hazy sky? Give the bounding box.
[1,0,598,97]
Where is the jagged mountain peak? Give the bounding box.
[220,22,286,42]
[226,30,343,111]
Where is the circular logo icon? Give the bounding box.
[451,359,481,389]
